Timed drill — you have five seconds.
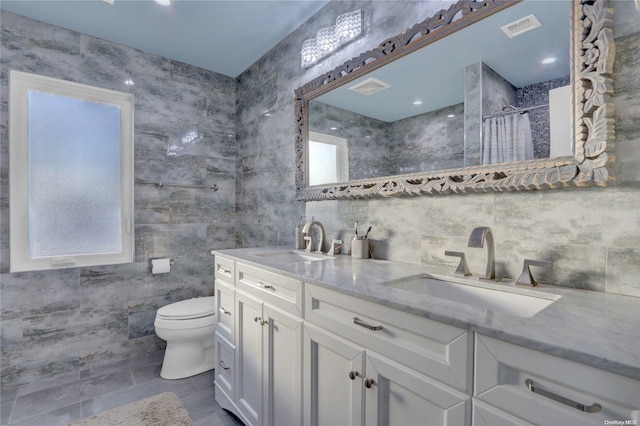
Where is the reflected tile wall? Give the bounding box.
[309,101,391,180]
[0,11,237,386]
[237,0,640,300]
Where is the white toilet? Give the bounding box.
[154,296,216,379]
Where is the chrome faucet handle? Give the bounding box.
[444,251,471,276]
[328,239,343,256]
[304,236,312,252]
[516,259,553,287]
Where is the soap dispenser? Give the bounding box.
[295,216,306,249]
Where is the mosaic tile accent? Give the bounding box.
[516,75,570,158]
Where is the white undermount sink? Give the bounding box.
[382,274,560,318]
[254,250,335,264]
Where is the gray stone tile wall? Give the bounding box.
[309,101,392,180]
[237,0,640,298]
[309,100,464,178]
[0,11,237,386]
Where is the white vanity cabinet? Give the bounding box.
[215,257,304,426]
[474,334,640,425]
[303,283,472,426]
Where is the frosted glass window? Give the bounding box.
[308,132,349,186]
[28,91,122,257]
[10,71,134,272]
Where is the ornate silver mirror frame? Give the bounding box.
[295,0,615,201]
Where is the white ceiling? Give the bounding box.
[0,0,331,78]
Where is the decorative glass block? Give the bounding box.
[316,26,339,54]
[301,38,319,68]
[27,90,122,257]
[336,10,362,43]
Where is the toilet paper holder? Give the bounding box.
[151,258,175,274]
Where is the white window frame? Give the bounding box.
[308,131,349,186]
[9,70,134,272]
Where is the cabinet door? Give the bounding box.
[303,323,365,426]
[235,290,264,426]
[262,304,303,426]
[364,351,471,426]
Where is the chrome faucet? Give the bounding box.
[467,227,499,281]
[302,221,326,253]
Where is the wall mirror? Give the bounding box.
[295,0,615,201]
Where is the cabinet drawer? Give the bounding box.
[475,334,640,425]
[215,280,235,343]
[215,255,235,283]
[215,331,236,402]
[237,262,303,317]
[304,283,471,393]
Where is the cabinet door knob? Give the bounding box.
[220,307,232,316]
[254,316,267,326]
[364,378,375,388]
[348,370,360,380]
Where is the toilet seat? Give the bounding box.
[157,296,215,320]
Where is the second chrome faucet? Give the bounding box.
[467,226,499,281]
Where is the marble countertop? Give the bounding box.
[212,247,640,380]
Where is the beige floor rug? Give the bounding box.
[68,392,193,426]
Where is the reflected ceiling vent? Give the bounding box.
[348,78,391,96]
[501,14,542,38]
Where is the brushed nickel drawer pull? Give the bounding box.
[525,379,601,413]
[219,361,230,371]
[218,267,232,274]
[256,281,275,290]
[219,307,232,316]
[353,317,383,331]
[364,378,375,388]
[348,370,360,380]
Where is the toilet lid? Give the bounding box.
[157,296,216,320]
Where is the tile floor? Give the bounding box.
[0,351,243,426]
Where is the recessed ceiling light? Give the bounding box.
[413,100,423,106]
[330,127,337,131]
[542,57,557,64]
[447,114,455,118]
[124,79,134,86]
[155,0,172,6]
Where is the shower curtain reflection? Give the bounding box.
[482,112,534,165]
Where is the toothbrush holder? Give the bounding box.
[351,236,369,259]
